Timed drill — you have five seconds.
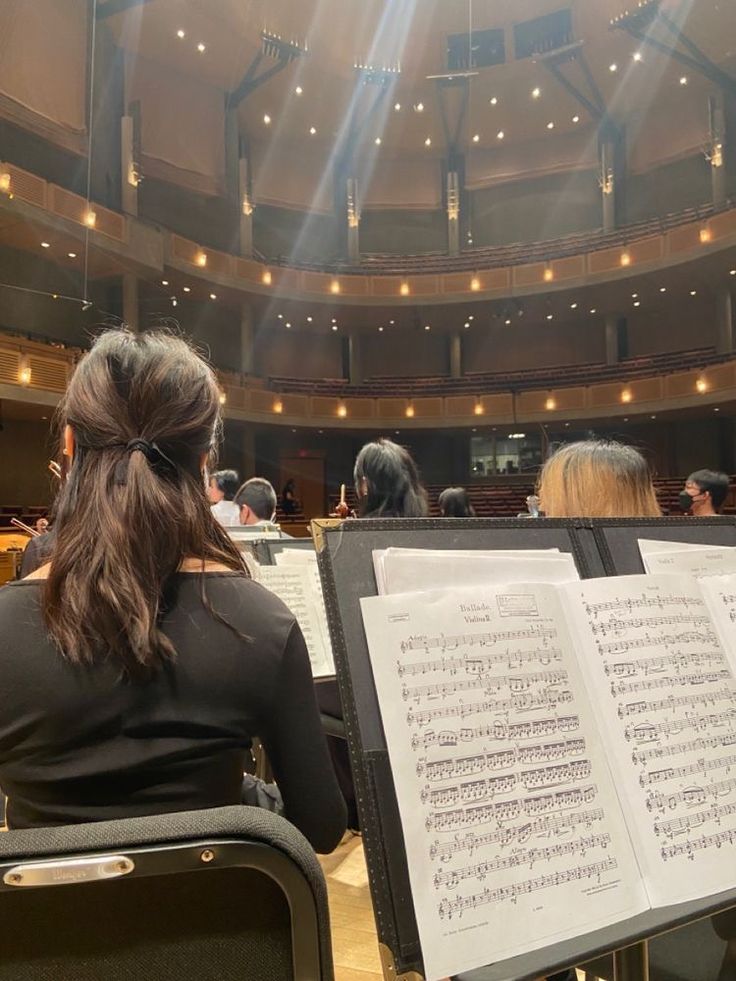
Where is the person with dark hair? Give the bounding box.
[208,468,241,526]
[281,478,298,515]
[235,477,278,526]
[0,329,346,851]
[353,438,428,518]
[438,486,476,518]
[680,469,730,516]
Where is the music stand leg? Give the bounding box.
[613,940,648,981]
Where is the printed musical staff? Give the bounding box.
[437,858,618,919]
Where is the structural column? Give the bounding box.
[346,178,360,263]
[238,156,254,257]
[348,333,363,385]
[240,425,256,482]
[599,139,616,233]
[447,170,460,256]
[709,92,727,211]
[449,332,462,379]
[605,313,621,365]
[240,300,255,376]
[716,287,734,354]
[122,274,139,332]
[120,114,138,216]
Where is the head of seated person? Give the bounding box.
[438,486,476,518]
[45,328,247,675]
[680,469,730,516]
[235,477,277,525]
[538,439,661,519]
[208,469,240,504]
[353,438,429,518]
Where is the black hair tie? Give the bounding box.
[114,438,179,484]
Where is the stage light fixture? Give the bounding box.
[497,130,505,140]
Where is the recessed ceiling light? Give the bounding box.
[424,137,431,146]
[572,115,580,123]
[497,130,505,140]
[306,315,313,322]
[285,321,292,328]
[171,298,177,307]
[504,318,511,325]
[490,96,498,105]
[589,308,597,314]
[531,87,541,98]
[464,322,470,328]
[415,102,424,112]
[730,269,736,276]
[176,29,185,39]
[162,279,169,286]
[41,241,50,248]
[714,407,720,412]
[309,126,316,135]
[277,313,283,319]
[659,286,667,293]
[679,76,688,85]
[424,324,431,331]
[468,315,474,321]
[633,51,643,62]
[263,114,271,125]
[67,252,76,258]
[378,326,384,332]
[331,324,338,331]
[182,286,191,292]
[375,136,381,145]
[209,293,217,300]
[389,319,395,325]
[472,133,480,142]
[633,300,640,307]
[609,63,618,72]
[570,302,578,309]
[546,313,553,320]
[690,290,697,296]
[546,121,556,131]
[295,85,303,95]
[631,292,638,298]
[197,42,206,53]
[394,102,401,111]
[331,318,337,324]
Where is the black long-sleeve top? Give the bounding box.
[0,572,347,852]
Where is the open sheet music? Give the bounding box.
[257,562,335,678]
[361,572,736,980]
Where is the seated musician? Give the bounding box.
[0,329,346,853]
[538,439,661,518]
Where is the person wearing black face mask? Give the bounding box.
[679,469,730,516]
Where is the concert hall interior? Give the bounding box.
[2,0,736,979]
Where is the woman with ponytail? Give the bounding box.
[0,329,346,851]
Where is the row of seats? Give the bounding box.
[272,347,725,399]
[330,477,736,519]
[257,202,717,274]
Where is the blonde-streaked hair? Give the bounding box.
[538,439,661,518]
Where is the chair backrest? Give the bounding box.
[0,806,334,981]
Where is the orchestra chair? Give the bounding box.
[579,916,728,981]
[0,805,334,981]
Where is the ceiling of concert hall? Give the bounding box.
[105,0,736,156]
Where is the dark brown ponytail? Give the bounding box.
[43,329,247,674]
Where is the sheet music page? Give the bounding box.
[377,550,579,596]
[360,583,647,980]
[641,547,736,579]
[638,538,723,571]
[562,573,736,905]
[273,550,336,677]
[258,565,335,677]
[372,547,561,596]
